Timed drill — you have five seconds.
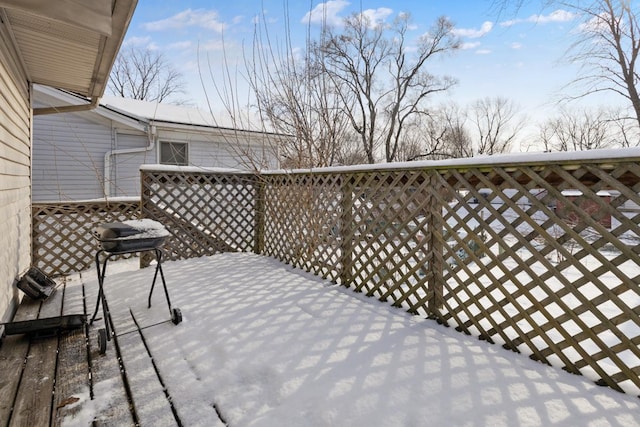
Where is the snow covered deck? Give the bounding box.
[2,253,639,426]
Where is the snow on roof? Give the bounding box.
[100,96,222,127]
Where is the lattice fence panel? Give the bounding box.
[136,157,640,395]
[141,169,258,262]
[431,161,640,394]
[261,173,343,281]
[344,171,434,315]
[32,200,140,276]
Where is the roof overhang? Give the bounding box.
[33,85,147,132]
[0,0,137,99]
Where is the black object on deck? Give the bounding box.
[3,314,85,337]
[91,220,182,354]
[17,267,56,300]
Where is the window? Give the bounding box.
[159,141,189,166]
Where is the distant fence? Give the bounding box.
[32,199,140,275]
[32,152,640,395]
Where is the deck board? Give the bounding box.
[8,288,62,426]
[0,293,43,422]
[0,267,178,426]
[99,268,177,426]
[52,278,90,426]
[81,269,136,426]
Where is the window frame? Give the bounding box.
[159,140,189,166]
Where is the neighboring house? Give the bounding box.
[557,189,612,229]
[33,86,280,201]
[0,0,136,325]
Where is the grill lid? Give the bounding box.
[93,219,170,253]
[94,219,169,241]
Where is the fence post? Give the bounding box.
[339,175,354,285]
[426,172,444,317]
[139,169,152,268]
[253,175,265,254]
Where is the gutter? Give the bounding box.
[33,96,100,115]
[103,125,156,197]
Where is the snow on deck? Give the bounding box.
[73,253,639,426]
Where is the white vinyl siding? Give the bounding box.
[33,112,112,201]
[32,113,150,200]
[31,103,281,203]
[0,25,31,324]
[111,133,155,197]
[158,128,278,170]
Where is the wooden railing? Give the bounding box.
[32,152,640,395]
[32,199,141,275]
[139,153,640,395]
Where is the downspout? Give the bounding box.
[104,125,156,197]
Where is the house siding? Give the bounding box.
[160,128,277,170]
[32,97,280,202]
[0,23,32,324]
[32,111,151,201]
[111,132,155,197]
[33,112,112,201]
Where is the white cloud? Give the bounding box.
[302,0,350,26]
[535,9,576,24]
[360,7,394,25]
[167,41,193,50]
[475,49,492,55]
[143,9,226,33]
[460,41,481,50]
[510,42,523,49]
[124,36,152,46]
[453,21,493,39]
[200,39,226,52]
[577,13,609,33]
[500,9,576,27]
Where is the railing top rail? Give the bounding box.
[139,148,640,178]
[33,197,140,206]
[265,148,640,175]
[140,165,256,175]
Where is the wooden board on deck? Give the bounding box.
[53,277,90,426]
[0,295,42,422]
[81,269,136,426]
[8,288,62,426]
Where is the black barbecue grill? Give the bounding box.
[91,219,181,354]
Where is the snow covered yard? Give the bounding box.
[60,252,640,426]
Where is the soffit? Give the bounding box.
[0,0,137,98]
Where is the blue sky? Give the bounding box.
[121,1,624,135]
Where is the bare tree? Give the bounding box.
[607,107,640,147]
[469,96,523,155]
[563,0,640,127]
[108,45,187,104]
[431,103,473,159]
[492,1,640,127]
[322,13,460,163]
[539,106,635,150]
[243,16,353,168]
[334,133,370,165]
[407,103,473,161]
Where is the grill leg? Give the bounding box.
[147,249,174,316]
[91,251,113,346]
[91,251,107,324]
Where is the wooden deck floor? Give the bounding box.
[0,270,176,426]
